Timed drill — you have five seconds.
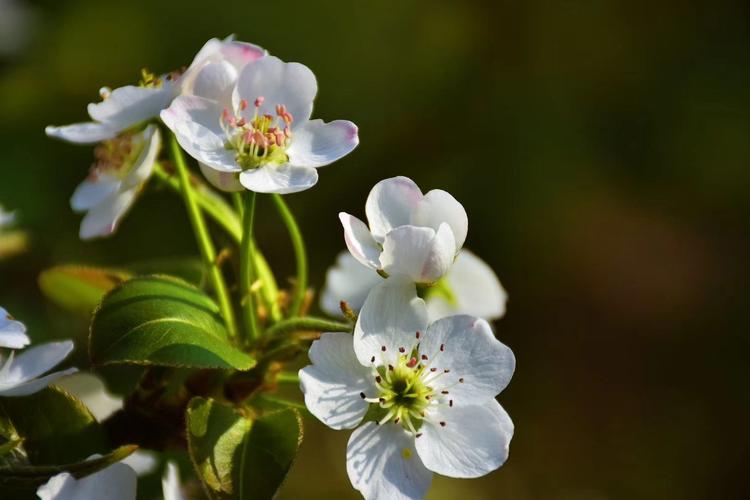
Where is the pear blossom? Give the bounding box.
[45,37,265,144]
[300,277,515,500]
[161,55,359,194]
[340,177,468,285]
[0,205,14,231]
[36,458,137,500]
[70,125,160,240]
[0,340,77,397]
[0,306,30,349]
[162,462,185,500]
[321,249,507,322]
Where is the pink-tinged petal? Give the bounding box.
[365,177,423,241]
[353,276,428,367]
[320,251,382,317]
[299,332,376,430]
[219,41,266,70]
[380,223,457,284]
[235,56,317,126]
[426,249,507,321]
[411,189,468,251]
[79,189,137,240]
[238,164,318,194]
[420,315,515,405]
[286,119,359,168]
[416,400,513,478]
[189,60,238,103]
[71,177,121,213]
[199,163,244,192]
[0,307,29,349]
[339,213,381,270]
[87,84,175,128]
[347,422,433,500]
[45,122,120,144]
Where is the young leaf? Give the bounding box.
[126,257,206,287]
[38,265,132,316]
[186,397,302,500]
[90,275,255,370]
[0,444,137,490]
[0,439,23,457]
[0,386,108,465]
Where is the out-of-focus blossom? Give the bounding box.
[321,249,507,322]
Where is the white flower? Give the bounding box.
[45,37,265,144]
[161,55,359,194]
[161,462,185,500]
[0,205,15,231]
[340,177,468,285]
[321,249,507,322]
[70,125,161,240]
[0,306,30,349]
[300,277,515,500]
[36,458,137,500]
[0,339,77,397]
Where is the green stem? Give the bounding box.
[276,371,300,384]
[265,317,352,338]
[153,162,241,242]
[270,194,308,317]
[169,136,238,338]
[240,192,260,343]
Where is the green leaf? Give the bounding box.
[38,265,132,316]
[0,386,108,465]
[126,257,206,286]
[186,397,302,500]
[0,444,137,490]
[0,439,23,457]
[90,275,255,370]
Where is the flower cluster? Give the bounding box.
[301,178,514,499]
[27,34,513,500]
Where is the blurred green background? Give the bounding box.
[2,0,749,498]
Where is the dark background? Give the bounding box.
[1,0,749,498]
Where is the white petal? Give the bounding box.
[161,462,184,500]
[0,307,30,349]
[347,422,433,500]
[55,372,123,421]
[420,316,515,405]
[299,332,375,430]
[199,162,244,192]
[122,450,158,476]
[353,276,428,367]
[425,250,507,321]
[0,367,78,396]
[121,125,161,189]
[411,189,468,251]
[79,189,137,240]
[160,96,237,171]
[189,60,238,103]
[286,119,359,168]
[36,462,137,500]
[87,84,174,128]
[416,400,513,478]
[45,122,120,144]
[238,164,318,194]
[235,56,317,125]
[320,252,382,317]
[380,224,456,284]
[365,177,423,241]
[71,177,121,213]
[6,340,74,383]
[339,213,381,270]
